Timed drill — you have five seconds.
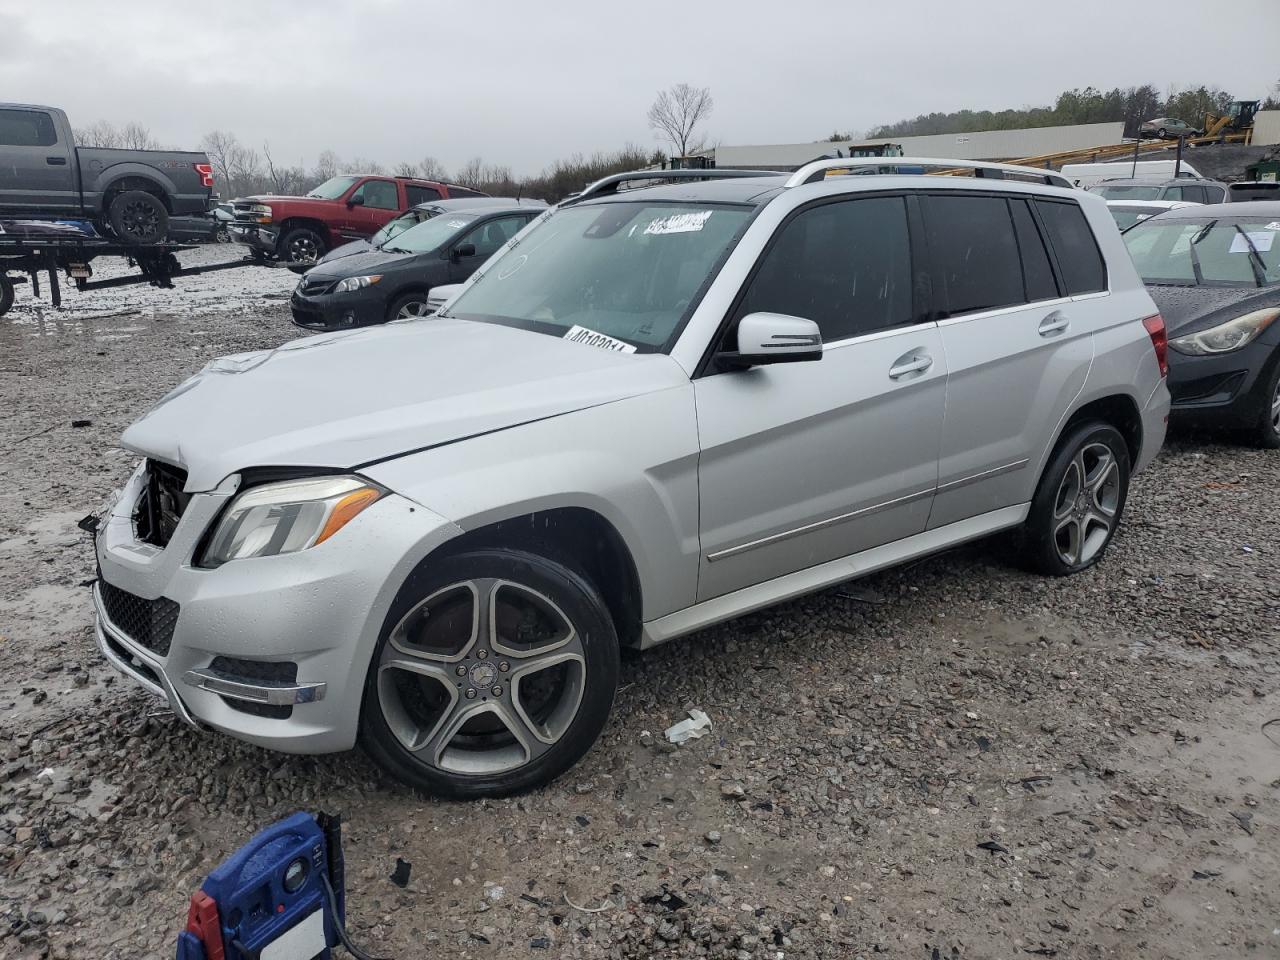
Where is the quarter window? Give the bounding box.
[0,108,57,147]
[923,194,1024,317]
[736,196,913,342]
[1035,200,1107,294]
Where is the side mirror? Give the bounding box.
[451,242,477,261]
[347,194,365,208]
[719,312,823,368]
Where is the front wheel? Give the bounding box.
[359,549,619,798]
[1020,422,1130,576]
[0,275,14,316]
[279,226,325,264]
[386,291,433,322]
[108,190,169,244]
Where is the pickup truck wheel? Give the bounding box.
[280,227,325,264]
[108,191,169,244]
[1019,422,1130,576]
[0,276,13,316]
[360,548,619,799]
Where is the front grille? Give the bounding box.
[299,276,335,296]
[232,201,259,222]
[135,459,190,548]
[99,580,180,656]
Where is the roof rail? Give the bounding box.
[784,157,1072,189]
[562,168,780,207]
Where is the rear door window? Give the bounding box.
[922,194,1025,317]
[0,108,58,147]
[735,195,914,342]
[1009,199,1060,301]
[1035,200,1108,294]
[405,184,442,206]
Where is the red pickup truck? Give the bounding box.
[228,174,487,263]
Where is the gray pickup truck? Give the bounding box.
[0,104,215,244]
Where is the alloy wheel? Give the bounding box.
[1051,442,1120,567]
[288,235,319,263]
[376,578,586,776]
[396,301,431,319]
[1270,375,1280,435]
[120,200,161,242]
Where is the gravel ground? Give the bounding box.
[1,246,1278,960]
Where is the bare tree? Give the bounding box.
[73,120,122,147]
[647,83,713,158]
[200,130,240,192]
[393,161,419,178]
[418,156,449,181]
[120,122,160,150]
[349,157,386,175]
[313,150,340,182]
[454,157,486,189]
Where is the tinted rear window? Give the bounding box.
[1036,200,1107,294]
[923,195,1024,317]
[0,108,57,147]
[1009,198,1059,301]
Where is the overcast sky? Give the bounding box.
[1,0,1276,178]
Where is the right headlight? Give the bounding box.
[199,475,385,567]
[1168,308,1280,356]
[248,203,273,224]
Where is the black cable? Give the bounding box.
[321,870,390,960]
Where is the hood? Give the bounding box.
[1145,284,1280,335]
[121,320,687,492]
[316,238,374,266]
[241,194,338,205]
[308,247,419,279]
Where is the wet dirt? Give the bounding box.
[1,256,1278,959]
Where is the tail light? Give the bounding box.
[1142,314,1168,378]
[193,163,215,188]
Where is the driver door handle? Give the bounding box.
[1038,311,1070,336]
[889,354,934,379]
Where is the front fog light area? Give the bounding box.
[200,476,385,566]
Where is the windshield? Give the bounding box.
[1092,185,1163,201]
[371,210,430,248]
[307,176,359,200]
[444,202,753,353]
[1109,208,1157,230]
[382,213,478,254]
[1124,218,1280,287]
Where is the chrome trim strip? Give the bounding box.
[182,669,327,706]
[935,459,1030,493]
[706,487,935,563]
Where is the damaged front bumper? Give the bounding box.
[92,461,462,754]
[227,222,279,256]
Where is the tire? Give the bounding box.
[279,226,325,264]
[1019,422,1131,576]
[1253,355,1280,449]
[215,226,231,244]
[0,276,13,317]
[359,548,620,799]
[386,291,433,322]
[1158,127,1167,139]
[107,190,169,244]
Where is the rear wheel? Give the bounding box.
[279,226,325,264]
[107,190,169,244]
[1020,422,1130,576]
[386,291,433,322]
[0,275,13,316]
[1158,127,1168,139]
[359,549,619,798]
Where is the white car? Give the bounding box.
[1105,199,1201,231]
[94,159,1170,798]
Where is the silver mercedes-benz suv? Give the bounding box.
[94,159,1170,797]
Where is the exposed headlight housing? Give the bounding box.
[248,202,273,224]
[334,275,382,293]
[1168,308,1280,356]
[199,476,385,567]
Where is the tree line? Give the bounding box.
[842,82,1280,142]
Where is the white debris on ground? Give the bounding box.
[664,708,713,744]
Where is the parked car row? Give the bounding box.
[95,159,1181,797]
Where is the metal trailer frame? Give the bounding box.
[0,235,259,316]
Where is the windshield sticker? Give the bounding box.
[1264,222,1280,231]
[1229,231,1275,254]
[564,325,637,354]
[644,210,713,236]
[445,219,469,228]
[497,254,528,280]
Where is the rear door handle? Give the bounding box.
[46,156,67,166]
[1038,311,1070,336]
[889,354,934,379]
